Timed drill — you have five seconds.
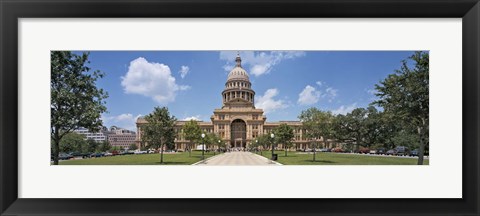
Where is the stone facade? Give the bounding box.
[136,54,312,150]
[108,133,137,149]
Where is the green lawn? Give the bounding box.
[59,151,218,165]
[256,151,429,165]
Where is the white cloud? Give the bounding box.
[332,103,357,115]
[298,85,321,105]
[366,89,378,101]
[183,115,202,121]
[179,65,189,79]
[121,57,190,104]
[219,51,306,77]
[255,88,288,113]
[325,87,338,102]
[298,81,339,104]
[102,113,142,131]
[178,85,191,91]
[366,89,377,95]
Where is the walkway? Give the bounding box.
[195,151,279,166]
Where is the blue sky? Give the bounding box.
[82,51,417,130]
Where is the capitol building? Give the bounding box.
[136,54,311,150]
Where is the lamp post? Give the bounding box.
[217,140,220,155]
[201,133,205,160]
[256,139,259,155]
[270,133,275,160]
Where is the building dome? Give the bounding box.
[227,53,249,81]
[227,67,249,81]
[222,53,255,108]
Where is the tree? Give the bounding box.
[255,134,271,156]
[374,51,429,165]
[59,132,87,153]
[51,51,108,165]
[333,108,371,152]
[86,138,99,153]
[362,106,383,148]
[273,124,294,156]
[182,120,202,157]
[391,129,420,150]
[346,108,368,151]
[217,140,226,152]
[111,146,121,152]
[141,107,177,164]
[128,143,138,150]
[250,139,260,152]
[333,114,354,150]
[205,133,221,155]
[98,140,112,152]
[318,111,335,149]
[298,108,333,161]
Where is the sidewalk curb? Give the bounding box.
[191,153,224,165]
[250,152,283,165]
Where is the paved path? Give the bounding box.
[196,151,279,166]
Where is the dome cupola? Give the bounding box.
[227,53,249,82]
[222,53,255,108]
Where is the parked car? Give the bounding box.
[104,152,113,156]
[134,150,148,154]
[358,147,370,154]
[69,152,91,158]
[395,146,410,156]
[319,148,330,152]
[148,150,155,154]
[69,152,82,157]
[122,151,134,155]
[376,148,386,155]
[90,152,104,158]
[409,149,419,157]
[369,150,377,154]
[386,149,397,155]
[58,153,74,160]
[332,148,344,153]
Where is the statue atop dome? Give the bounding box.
[235,52,242,67]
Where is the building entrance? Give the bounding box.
[230,119,246,148]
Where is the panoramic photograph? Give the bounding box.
[50,50,429,165]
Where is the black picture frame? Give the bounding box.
[1,0,479,215]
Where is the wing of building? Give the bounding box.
[136,53,312,150]
[74,126,137,150]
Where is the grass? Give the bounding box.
[59,151,218,165]
[256,151,429,165]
